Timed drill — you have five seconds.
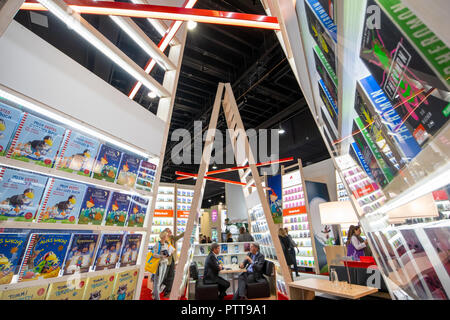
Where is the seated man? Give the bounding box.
[203,243,230,299]
[233,242,265,300]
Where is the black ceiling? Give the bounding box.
[13,0,330,208]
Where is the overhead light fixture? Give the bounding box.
[148,91,157,99]
[221,195,224,198]
[187,20,197,30]
[208,199,211,202]
[212,165,217,169]
[278,122,285,134]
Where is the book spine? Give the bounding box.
[18,233,36,281]
[6,112,28,158]
[36,178,55,223]
[55,130,72,169]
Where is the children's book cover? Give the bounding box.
[36,178,87,224]
[116,153,142,188]
[0,102,23,157]
[230,255,239,265]
[120,234,142,267]
[135,160,156,192]
[77,187,111,225]
[63,233,99,275]
[199,246,205,255]
[110,269,139,300]
[0,284,48,300]
[82,274,116,300]
[56,130,100,177]
[92,144,123,183]
[7,113,65,167]
[0,233,28,284]
[217,255,224,265]
[126,196,148,227]
[220,244,228,254]
[234,244,239,253]
[18,233,71,282]
[45,278,86,300]
[105,192,131,226]
[0,167,48,222]
[93,234,124,271]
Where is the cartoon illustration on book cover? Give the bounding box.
[92,144,123,183]
[63,234,99,275]
[46,278,86,300]
[1,285,48,300]
[82,274,116,300]
[119,234,142,267]
[126,196,148,228]
[0,167,48,222]
[77,187,110,225]
[0,103,23,157]
[217,255,224,265]
[230,255,239,265]
[110,269,139,300]
[36,178,87,224]
[19,233,71,282]
[93,234,124,271]
[56,130,100,177]
[135,160,156,193]
[105,192,131,227]
[0,233,28,284]
[220,244,228,254]
[7,113,65,167]
[116,153,142,188]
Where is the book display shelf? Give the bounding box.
[150,184,175,245]
[175,185,194,257]
[266,0,450,300]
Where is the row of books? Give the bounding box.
[197,243,251,255]
[0,268,139,300]
[0,102,157,191]
[0,166,149,226]
[0,231,142,285]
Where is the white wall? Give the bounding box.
[303,158,337,202]
[0,21,166,156]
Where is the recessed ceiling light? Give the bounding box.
[148,91,157,99]
[187,20,197,30]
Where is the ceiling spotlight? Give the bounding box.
[221,195,224,198]
[212,165,217,169]
[187,20,197,30]
[208,199,211,202]
[148,91,157,99]
[278,128,285,134]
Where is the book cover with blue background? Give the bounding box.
[93,234,124,271]
[117,153,142,188]
[92,144,123,183]
[0,167,48,222]
[0,102,23,156]
[120,234,142,267]
[56,130,100,177]
[105,192,131,226]
[7,113,65,167]
[135,160,156,192]
[19,233,71,281]
[63,233,99,275]
[37,178,87,224]
[77,187,111,225]
[220,244,228,254]
[0,233,28,284]
[126,196,148,227]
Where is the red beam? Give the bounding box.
[21,1,280,29]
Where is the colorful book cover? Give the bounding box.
[82,274,116,300]
[234,244,239,253]
[77,186,111,225]
[7,113,65,167]
[18,233,71,282]
[120,234,142,267]
[0,284,48,300]
[135,160,156,193]
[360,0,449,147]
[318,0,335,21]
[110,269,139,300]
[0,167,48,222]
[63,233,99,275]
[0,233,28,284]
[313,45,338,105]
[92,144,123,183]
[105,192,131,226]
[0,102,23,157]
[230,255,239,265]
[55,130,100,177]
[93,234,124,271]
[116,153,142,188]
[199,246,205,255]
[217,255,224,265]
[220,244,228,254]
[36,178,87,224]
[126,196,148,227]
[45,278,86,300]
[318,79,338,129]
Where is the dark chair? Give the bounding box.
[189,262,219,300]
[247,260,274,299]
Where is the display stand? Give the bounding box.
[169,83,293,300]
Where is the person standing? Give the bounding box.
[161,228,184,297]
[233,243,265,300]
[346,225,368,261]
[238,226,254,242]
[278,228,295,274]
[203,243,230,300]
[151,231,169,300]
[284,227,299,277]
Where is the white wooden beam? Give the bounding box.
[0,0,24,37]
